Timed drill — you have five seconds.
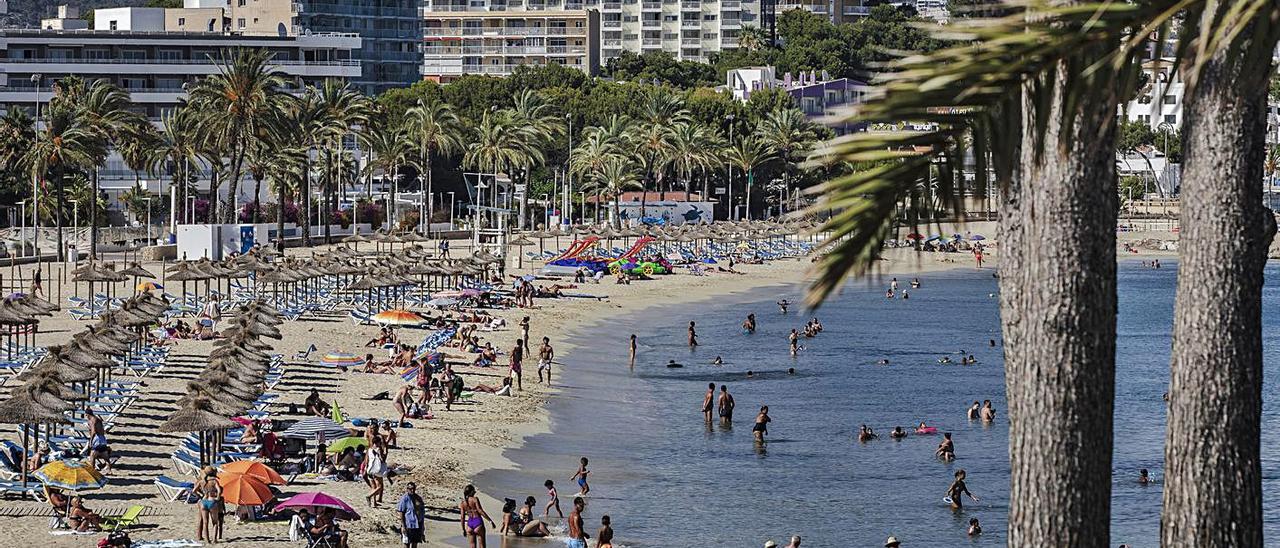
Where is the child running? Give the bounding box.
[543,480,563,518]
[571,457,591,496]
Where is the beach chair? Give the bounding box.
[170,452,203,476]
[101,504,144,530]
[303,525,339,548]
[294,344,317,362]
[154,475,195,502]
[0,479,46,501]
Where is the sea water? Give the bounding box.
[476,261,1280,547]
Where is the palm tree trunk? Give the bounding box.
[425,156,434,237]
[55,166,65,262]
[611,193,621,229]
[302,153,312,247]
[1162,39,1274,548]
[1000,64,1119,545]
[225,147,247,225]
[276,175,286,252]
[324,143,333,245]
[88,167,98,260]
[252,175,263,225]
[208,166,221,225]
[744,169,753,221]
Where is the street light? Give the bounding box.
[143,196,152,245]
[447,191,456,230]
[17,201,25,257]
[565,113,573,227]
[68,199,78,262]
[725,114,735,220]
[31,74,41,258]
[541,193,550,228]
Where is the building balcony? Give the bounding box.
[602,20,623,27]
[425,26,589,37]
[641,38,662,46]
[0,58,360,79]
[603,2,622,8]
[681,20,700,27]
[721,19,740,27]
[722,0,739,6]
[642,19,661,26]
[642,1,662,8]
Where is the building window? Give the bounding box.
[109,21,118,30]
[238,18,246,29]
[702,13,716,20]
[1162,95,1177,105]
[238,0,246,5]
[178,17,186,26]
[1164,114,1176,124]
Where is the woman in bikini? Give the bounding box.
[459,484,496,548]
[945,469,979,510]
[194,466,223,543]
[753,406,771,443]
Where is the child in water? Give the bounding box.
[571,457,591,496]
[543,480,563,518]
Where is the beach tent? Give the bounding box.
[280,417,350,440]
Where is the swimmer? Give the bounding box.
[743,314,757,333]
[980,400,996,422]
[988,339,996,347]
[789,329,799,356]
[968,518,982,536]
[666,359,682,368]
[936,432,955,461]
[890,426,907,439]
[712,356,724,366]
[629,334,637,365]
[885,288,894,299]
[752,406,771,442]
[967,401,980,420]
[902,290,909,300]
[858,424,877,442]
[910,278,921,289]
[877,359,890,366]
[890,277,899,291]
[777,300,790,314]
[787,367,795,375]
[945,469,978,510]
[746,370,754,378]
[937,356,952,365]
[1138,469,1150,484]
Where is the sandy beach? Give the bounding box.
[0,221,1185,547]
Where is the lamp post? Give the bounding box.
[725,114,735,220]
[447,191,456,230]
[541,193,550,228]
[143,197,152,245]
[17,201,25,257]
[68,199,78,262]
[31,74,41,259]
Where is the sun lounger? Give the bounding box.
[0,479,46,501]
[170,452,202,476]
[101,504,145,530]
[154,475,196,503]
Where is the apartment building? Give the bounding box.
[228,0,422,95]
[1122,58,1184,130]
[423,0,757,72]
[422,9,599,80]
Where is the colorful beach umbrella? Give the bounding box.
[136,281,164,292]
[220,460,286,485]
[275,492,361,520]
[320,352,364,368]
[218,472,275,505]
[970,234,986,241]
[327,436,369,453]
[372,309,424,327]
[399,365,421,382]
[426,297,459,308]
[34,459,107,491]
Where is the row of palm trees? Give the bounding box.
[0,48,822,257]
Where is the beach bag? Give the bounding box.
[365,449,387,477]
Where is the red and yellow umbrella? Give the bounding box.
[372,309,424,327]
[220,460,286,486]
[218,472,275,506]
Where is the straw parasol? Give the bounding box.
[509,236,533,269]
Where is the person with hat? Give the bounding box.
[885,535,901,547]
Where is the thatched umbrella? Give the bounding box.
[0,386,71,486]
[159,396,241,466]
[167,262,204,300]
[509,236,533,269]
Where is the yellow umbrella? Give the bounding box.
[136,281,164,292]
[34,459,107,491]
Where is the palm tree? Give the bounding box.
[737,25,768,51]
[0,109,34,179]
[465,111,539,213]
[65,78,146,259]
[508,90,561,229]
[584,157,643,229]
[22,95,102,261]
[187,48,288,224]
[364,123,413,231]
[404,97,464,234]
[279,88,327,247]
[724,136,774,220]
[754,107,817,217]
[571,115,634,222]
[804,3,1279,545]
[152,107,203,226]
[314,79,369,243]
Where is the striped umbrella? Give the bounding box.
[34,459,107,491]
[279,417,351,440]
[320,352,364,369]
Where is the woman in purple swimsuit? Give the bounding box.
[459,484,495,548]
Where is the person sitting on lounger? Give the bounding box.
[27,443,48,472]
[240,420,260,444]
[68,497,103,532]
[305,389,331,417]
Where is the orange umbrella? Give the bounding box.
[220,460,287,485]
[217,472,275,506]
[372,309,425,327]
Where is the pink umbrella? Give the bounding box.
[432,290,464,299]
[275,492,361,520]
[460,288,483,298]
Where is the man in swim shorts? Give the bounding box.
[718,385,735,423]
[537,337,555,385]
[567,497,589,548]
[702,383,715,421]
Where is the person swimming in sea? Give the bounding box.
[666,359,682,368]
[877,359,890,366]
[967,401,981,420]
[945,469,979,510]
[743,314,757,333]
[910,278,921,289]
[1138,469,1151,484]
[712,356,724,366]
[890,426,907,439]
[937,356,952,365]
[777,300,790,314]
[936,433,955,461]
[570,457,591,496]
[753,406,771,442]
[787,367,795,375]
[858,425,877,442]
[746,370,754,378]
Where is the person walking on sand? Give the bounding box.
[567,497,590,548]
[702,383,716,421]
[571,457,591,496]
[194,466,223,543]
[459,485,495,548]
[544,480,564,518]
[743,313,756,334]
[688,321,698,347]
[30,267,43,298]
[520,316,531,348]
[510,339,525,391]
[945,469,979,510]
[753,406,771,442]
[398,482,426,548]
[718,385,735,423]
[538,336,555,385]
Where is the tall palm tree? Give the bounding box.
[404,97,464,234]
[153,107,203,226]
[314,79,369,243]
[187,48,288,224]
[508,90,561,229]
[117,126,162,239]
[0,109,34,180]
[804,3,1279,545]
[571,115,634,222]
[723,136,774,220]
[364,124,413,230]
[585,156,643,229]
[281,88,327,247]
[754,107,817,217]
[465,111,539,213]
[65,78,146,259]
[22,95,102,261]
